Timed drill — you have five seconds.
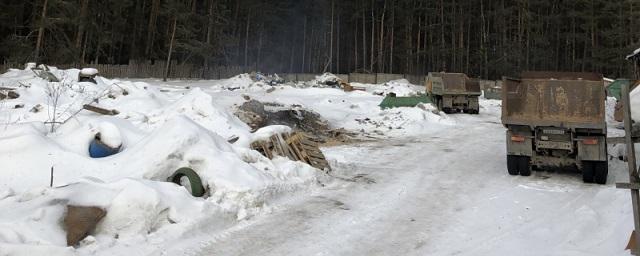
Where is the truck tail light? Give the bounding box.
[511,135,526,142]
[582,138,598,145]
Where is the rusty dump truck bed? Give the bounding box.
[501,71,606,130]
[429,72,481,94]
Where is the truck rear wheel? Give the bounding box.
[507,155,519,175]
[594,161,608,185]
[581,161,595,183]
[518,156,531,176]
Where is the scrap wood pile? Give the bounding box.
[251,131,332,172]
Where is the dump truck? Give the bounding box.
[502,71,608,184]
[426,72,481,114]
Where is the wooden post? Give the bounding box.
[622,83,640,255]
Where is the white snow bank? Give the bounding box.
[0,67,323,254]
[96,122,122,148]
[80,68,98,76]
[0,178,227,253]
[0,116,315,209]
[605,96,619,124]
[213,74,254,90]
[251,125,292,142]
[370,79,422,97]
[207,74,274,93]
[314,73,341,84]
[141,88,252,146]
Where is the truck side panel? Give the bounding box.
[429,73,481,95]
[501,78,606,130]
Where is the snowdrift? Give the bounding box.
[0,68,318,253]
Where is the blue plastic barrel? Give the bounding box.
[89,139,121,158]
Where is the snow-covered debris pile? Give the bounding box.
[0,67,321,253]
[370,79,422,97]
[215,73,254,90]
[80,68,98,76]
[235,99,333,139]
[208,73,275,92]
[314,73,341,86]
[352,102,453,136]
[233,86,454,138]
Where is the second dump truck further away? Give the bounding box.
[502,71,608,184]
[426,72,481,114]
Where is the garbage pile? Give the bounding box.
[235,99,353,144]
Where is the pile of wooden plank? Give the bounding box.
[251,131,332,172]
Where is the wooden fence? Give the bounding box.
[0,62,429,85]
[280,73,426,85]
[0,62,248,80]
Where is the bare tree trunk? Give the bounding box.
[289,40,295,73]
[81,30,89,63]
[35,0,49,62]
[389,1,395,73]
[416,16,421,72]
[370,0,374,72]
[301,16,306,73]
[480,0,488,78]
[466,17,471,73]
[256,25,263,71]
[75,0,89,61]
[378,0,386,73]
[440,0,445,71]
[362,1,367,70]
[204,0,216,78]
[337,13,341,74]
[94,14,105,64]
[309,26,315,72]
[452,0,456,71]
[329,0,334,72]
[163,18,177,82]
[244,12,251,68]
[145,0,161,58]
[525,0,530,70]
[354,15,358,71]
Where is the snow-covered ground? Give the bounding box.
[0,68,636,255]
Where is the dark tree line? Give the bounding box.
[1,0,639,79]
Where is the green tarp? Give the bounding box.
[378,95,433,109]
[607,79,634,101]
